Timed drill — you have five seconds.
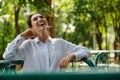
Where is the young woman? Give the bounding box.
[3,13,91,73]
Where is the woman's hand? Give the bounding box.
[59,54,75,69]
[20,28,37,39]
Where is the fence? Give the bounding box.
[91,50,120,72]
[0,50,120,80]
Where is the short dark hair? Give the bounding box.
[27,14,34,28]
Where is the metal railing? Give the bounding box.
[91,50,120,72]
[0,58,96,74]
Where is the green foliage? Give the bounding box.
[55,0,120,50]
[54,0,74,38]
[0,17,15,57]
[0,0,51,58]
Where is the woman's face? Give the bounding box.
[31,13,48,34]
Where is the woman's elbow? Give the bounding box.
[2,52,15,60]
[2,53,6,59]
[85,50,91,58]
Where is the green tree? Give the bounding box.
[0,0,53,59]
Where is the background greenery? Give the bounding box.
[0,0,120,59]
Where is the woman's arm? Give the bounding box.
[59,39,91,69]
[3,35,26,60]
[3,29,36,60]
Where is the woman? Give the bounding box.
[3,13,91,73]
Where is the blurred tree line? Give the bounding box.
[0,0,120,59]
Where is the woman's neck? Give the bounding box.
[38,30,49,43]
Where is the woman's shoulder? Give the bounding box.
[52,37,68,43]
[52,37,63,41]
[22,39,34,46]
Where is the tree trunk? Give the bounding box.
[45,0,55,38]
[62,24,69,39]
[14,7,20,35]
[95,21,103,50]
[113,13,120,63]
